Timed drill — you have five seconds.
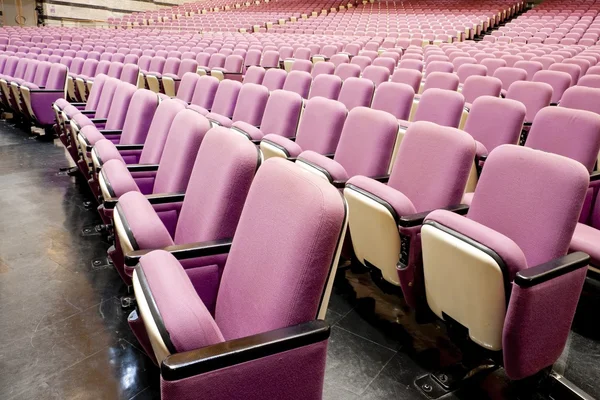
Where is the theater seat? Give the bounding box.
[343,121,476,304]
[111,128,259,285]
[127,158,347,399]
[422,145,590,380]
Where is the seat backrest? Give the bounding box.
[119,89,160,145]
[69,57,85,75]
[291,59,313,73]
[308,74,342,100]
[257,89,303,138]
[334,107,399,177]
[425,60,454,77]
[560,86,600,114]
[526,106,600,173]
[334,63,361,81]
[456,64,487,84]
[190,75,220,109]
[231,83,269,125]
[493,67,528,90]
[414,88,465,127]
[162,57,180,75]
[120,63,139,85]
[282,70,312,98]
[210,79,243,117]
[506,81,553,123]
[215,157,346,340]
[371,82,415,120]
[549,62,581,85]
[468,145,589,267]
[390,121,476,211]
[260,50,280,68]
[532,70,572,103]
[481,58,507,76]
[44,63,68,90]
[461,76,502,104]
[153,109,211,194]
[578,75,600,89]
[107,62,124,79]
[296,97,347,155]
[338,77,375,111]
[362,65,390,87]
[84,74,108,111]
[95,60,111,77]
[391,68,423,92]
[31,61,51,87]
[80,58,98,77]
[176,72,200,103]
[513,60,543,80]
[22,59,39,83]
[139,99,187,164]
[173,128,260,245]
[105,82,137,130]
[423,71,460,92]
[464,96,526,152]
[243,66,265,84]
[94,77,120,118]
[261,68,287,91]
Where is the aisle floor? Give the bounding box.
[1,122,599,400]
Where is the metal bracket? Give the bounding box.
[91,257,113,270]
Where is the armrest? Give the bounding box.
[161,320,330,381]
[115,144,144,151]
[29,89,64,93]
[590,170,600,182]
[399,204,469,228]
[80,110,96,115]
[514,252,590,288]
[523,122,532,127]
[124,238,233,266]
[333,175,390,187]
[70,102,87,107]
[126,164,159,172]
[90,118,108,124]
[477,154,487,163]
[99,129,123,135]
[145,192,185,204]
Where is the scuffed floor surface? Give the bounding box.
[1,122,599,399]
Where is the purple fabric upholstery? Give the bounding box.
[461,76,502,104]
[560,86,600,115]
[570,223,600,265]
[152,110,211,194]
[139,99,187,164]
[173,127,258,245]
[262,68,287,91]
[334,107,398,178]
[391,68,423,93]
[160,340,327,400]
[207,79,242,118]
[532,70,572,103]
[102,159,143,197]
[414,88,465,128]
[190,75,219,109]
[230,83,269,125]
[214,158,345,340]
[506,81,552,123]
[119,191,175,249]
[464,96,526,153]
[176,72,201,103]
[139,251,225,352]
[338,77,375,111]
[525,107,600,173]
[422,71,460,92]
[389,121,476,211]
[297,97,347,155]
[116,89,160,144]
[468,145,589,267]
[308,74,343,100]
[503,267,586,379]
[371,82,415,120]
[282,70,311,98]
